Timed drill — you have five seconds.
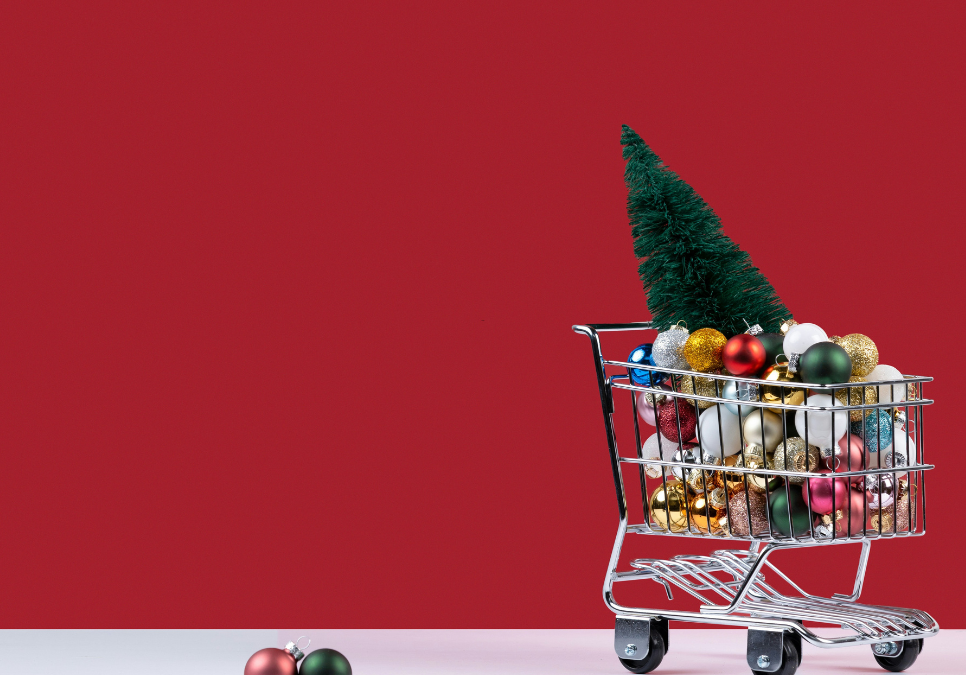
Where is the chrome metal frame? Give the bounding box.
[574,322,937,652]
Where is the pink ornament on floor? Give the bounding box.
[834,490,869,538]
[802,469,851,515]
[636,385,671,426]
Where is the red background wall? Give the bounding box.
[1,2,964,628]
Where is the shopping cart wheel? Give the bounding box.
[749,633,798,675]
[872,639,920,672]
[617,627,665,673]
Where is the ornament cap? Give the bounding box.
[669,321,688,331]
[284,637,310,663]
[786,353,801,373]
[779,318,798,335]
[743,319,763,336]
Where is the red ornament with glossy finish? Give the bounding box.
[244,648,299,675]
[722,334,767,377]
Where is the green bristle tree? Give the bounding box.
[622,125,790,337]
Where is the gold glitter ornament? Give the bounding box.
[649,481,689,532]
[726,489,769,536]
[683,328,727,373]
[686,456,721,493]
[760,363,806,413]
[687,493,725,533]
[835,376,878,422]
[770,437,820,484]
[677,374,719,409]
[742,409,785,452]
[836,333,879,377]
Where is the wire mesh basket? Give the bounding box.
[573,322,936,675]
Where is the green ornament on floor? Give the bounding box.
[769,488,812,538]
[300,648,352,675]
[799,342,852,385]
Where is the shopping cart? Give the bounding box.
[573,322,936,675]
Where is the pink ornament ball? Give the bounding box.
[834,490,869,538]
[636,385,671,426]
[803,469,851,515]
[827,434,866,486]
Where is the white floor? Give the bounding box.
[0,629,958,674]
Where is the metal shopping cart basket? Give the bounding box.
[573,322,936,675]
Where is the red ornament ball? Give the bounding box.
[722,334,767,377]
[244,648,299,675]
[657,401,697,443]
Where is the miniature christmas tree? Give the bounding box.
[622,125,790,337]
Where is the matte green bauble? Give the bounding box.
[768,488,812,537]
[799,342,852,385]
[300,649,352,675]
[757,333,785,369]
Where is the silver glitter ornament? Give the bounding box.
[652,324,690,370]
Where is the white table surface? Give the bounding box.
[0,628,958,674]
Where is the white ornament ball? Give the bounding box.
[865,364,906,404]
[794,394,848,449]
[888,424,916,466]
[642,432,684,462]
[783,322,828,359]
[697,405,743,458]
[651,326,690,370]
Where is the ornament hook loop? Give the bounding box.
[296,636,311,650]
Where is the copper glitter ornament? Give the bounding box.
[726,489,769,536]
[836,333,879,377]
[649,481,689,532]
[835,376,878,421]
[683,328,727,373]
[770,438,820,485]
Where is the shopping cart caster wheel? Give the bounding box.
[618,628,665,673]
[750,636,798,675]
[872,639,920,672]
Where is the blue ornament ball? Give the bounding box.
[627,343,668,387]
[850,409,893,453]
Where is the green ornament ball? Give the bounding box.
[799,342,852,385]
[757,333,785,369]
[768,488,812,537]
[300,649,352,675]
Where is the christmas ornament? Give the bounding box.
[768,488,812,537]
[677,374,719,409]
[737,452,779,493]
[834,376,877,421]
[865,474,896,510]
[687,493,725,534]
[741,409,784,452]
[721,379,757,417]
[636,385,671,425]
[760,363,805,412]
[657,401,697,443]
[802,469,850,514]
[708,486,729,510]
[651,323,690,370]
[627,343,667,387]
[779,318,798,335]
[300,649,353,675]
[686,456,721,493]
[770,437,820,484]
[782,323,829,372]
[722,334,766,377]
[870,484,916,532]
[670,447,700,481]
[641,433,667,478]
[714,446,765,493]
[683,328,727,372]
[851,409,893,454]
[799,341,852,385]
[727,488,769,536]
[244,640,308,675]
[794,394,848,449]
[835,333,879,377]
[864,364,906,404]
[814,511,841,538]
[890,425,917,467]
[824,435,865,483]
[621,126,790,337]
[697,405,743,457]
[757,332,785,368]
[649,481,689,532]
